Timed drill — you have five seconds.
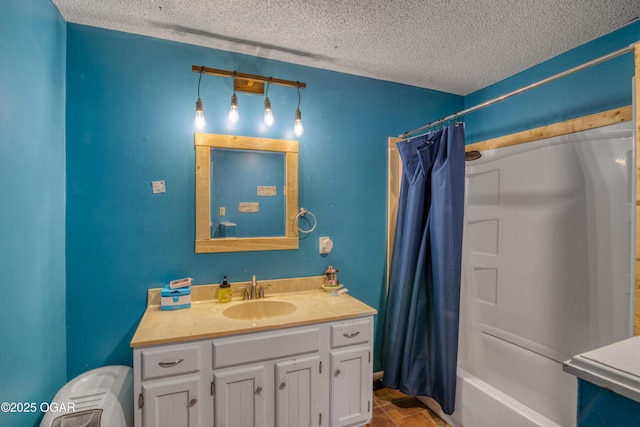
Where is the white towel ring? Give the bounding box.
[295,208,317,234]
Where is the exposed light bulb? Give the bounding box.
[293,108,304,137]
[228,92,239,124]
[264,97,275,127]
[194,98,206,130]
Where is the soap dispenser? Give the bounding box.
[218,276,232,303]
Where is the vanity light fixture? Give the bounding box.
[264,79,275,127]
[228,91,239,124]
[293,83,304,137]
[191,65,306,135]
[194,66,206,130]
[228,76,239,124]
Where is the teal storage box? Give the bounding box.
[161,285,191,310]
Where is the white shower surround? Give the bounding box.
[424,121,635,427]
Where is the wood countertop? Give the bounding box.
[130,276,377,348]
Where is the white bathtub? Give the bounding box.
[422,121,635,427]
[423,367,562,427]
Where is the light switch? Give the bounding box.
[219,207,226,216]
[152,180,166,194]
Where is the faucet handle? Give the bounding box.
[258,283,271,299]
[237,286,249,300]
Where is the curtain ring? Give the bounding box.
[295,208,317,234]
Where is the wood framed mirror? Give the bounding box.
[195,133,299,253]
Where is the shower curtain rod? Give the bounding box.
[400,41,638,139]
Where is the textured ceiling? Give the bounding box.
[53,0,639,95]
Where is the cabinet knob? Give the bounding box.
[255,385,263,395]
[279,382,287,390]
[189,398,197,407]
[334,369,341,377]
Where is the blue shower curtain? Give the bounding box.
[382,124,465,415]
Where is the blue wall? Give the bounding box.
[465,20,640,144]
[65,24,463,377]
[0,0,67,426]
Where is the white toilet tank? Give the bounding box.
[40,365,133,427]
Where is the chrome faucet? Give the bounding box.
[247,275,271,299]
[258,283,271,298]
[250,275,258,299]
[237,286,249,300]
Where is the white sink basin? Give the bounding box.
[223,300,297,320]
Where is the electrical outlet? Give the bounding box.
[151,180,166,194]
[219,207,226,216]
[319,237,333,254]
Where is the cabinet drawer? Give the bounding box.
[213,327,320,369]
[331,317,371,348]
[142,343,201,380]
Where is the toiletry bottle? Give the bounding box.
[218,276,232,303]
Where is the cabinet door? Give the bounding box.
[330,347,372,427]
[141,375,200,427]
[213,364,266,427]
[275,355,322,427]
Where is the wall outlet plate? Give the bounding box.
[319,236,333,254]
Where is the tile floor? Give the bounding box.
[367,385,451,427]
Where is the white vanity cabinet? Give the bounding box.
[329,318,374,427]
[212,363,267,427]
[133,315,374,427]
[141,375,202,426]
[210,325,325,427]
[274,354,323,426]
[133,342,211,427]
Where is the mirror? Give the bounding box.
[210,149,285,238]
[195,133,299,253]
